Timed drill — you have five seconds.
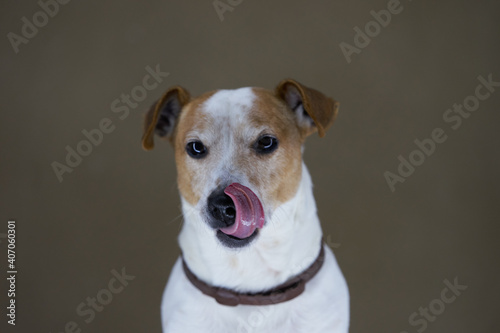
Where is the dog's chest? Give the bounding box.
[161,247,349,333]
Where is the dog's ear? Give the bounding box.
[275,79,339,138]
[142,86,190,150]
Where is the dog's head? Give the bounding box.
[142,79,338,248]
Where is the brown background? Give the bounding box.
[1,0,499,332]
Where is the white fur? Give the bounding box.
[160,89,349,332]
[203,87,256,118]
[161,165,349,332]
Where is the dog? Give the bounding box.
[142,79,349,332]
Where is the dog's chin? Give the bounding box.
[216,229,259,248]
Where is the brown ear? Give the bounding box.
[141,86,190,151]
[275,79,339,137]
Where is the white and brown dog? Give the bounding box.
[142,79,349,332]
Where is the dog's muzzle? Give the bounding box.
[206,183,265,240]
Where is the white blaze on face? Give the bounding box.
[196,88,263,197]
[203,87,256,120]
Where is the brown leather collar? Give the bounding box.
[182,242,325,306]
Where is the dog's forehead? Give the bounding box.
[202,87,256,118]
[182,87,293,135]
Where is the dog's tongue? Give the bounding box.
[219,183,265,239]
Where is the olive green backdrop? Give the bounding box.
[1,0,499,332]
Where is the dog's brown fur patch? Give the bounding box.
[172,87,304,210]
[174,91,218,205]
[247,88,303,206]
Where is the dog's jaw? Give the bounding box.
[178,162,323,293]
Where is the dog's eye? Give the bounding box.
[186,141,207,159]
[254,136,278,154]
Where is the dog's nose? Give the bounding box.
[207,191,236,228]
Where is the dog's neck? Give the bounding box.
[178,162,323,293]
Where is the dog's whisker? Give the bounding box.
[166,211,185,226]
